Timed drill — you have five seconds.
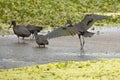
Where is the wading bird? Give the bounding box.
[64,14,111,53]
[34,31,48,48]
[8,21,31,43]
[34,14,111,55]
[26,25,43,39]
[64,19,95,53]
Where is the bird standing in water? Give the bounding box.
[34,31,48,48]
[64,14,111,54]
[8,21,31,43]
[65,19,94,53]
[40,14,111,55]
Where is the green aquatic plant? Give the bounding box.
[0,59,120,80]
[0,0,120,30]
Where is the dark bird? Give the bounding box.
[26,25,43,39]
[34,31,48,48]
[41,14,111,55]
[8,21,31,43]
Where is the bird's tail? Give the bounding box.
[83,31,94,37]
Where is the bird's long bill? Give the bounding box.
[8,24,12,29]
[93,14,112,21]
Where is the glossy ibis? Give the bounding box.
[34,31,48,48]
[8,21,31,43]
[43,14,111,55]
[26,25,43,39]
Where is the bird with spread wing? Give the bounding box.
[35,14,111,54]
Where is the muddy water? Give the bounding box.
[0,27,120,69]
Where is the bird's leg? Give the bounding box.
[78,34,83,50]
[78,34,83,49]
[32,34,35,39]
[22,37,24,40]
[81,35,85,54]
[39,45,40,48]
[78,34,84,55]
[80,37,83,50]
[18,36,20,43]
[22,37,25,43]
[82,36,85,49]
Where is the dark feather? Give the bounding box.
[26,25,43,34]
[45,26,76,39]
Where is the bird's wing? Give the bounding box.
[75,14,111,31]
[26,25,43,32]
[16,25,30,35]
[36,26,43,29]
[73,23,87,32]
[26,25,36,31]
[45,26,76,39]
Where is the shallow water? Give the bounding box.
[0,27,120,69]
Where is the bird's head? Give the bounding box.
[83,14,111,27]
[85,14,111,21]
[8,21,16,29]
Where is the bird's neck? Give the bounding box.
[13,24,17,27]
[81,18,94,27]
